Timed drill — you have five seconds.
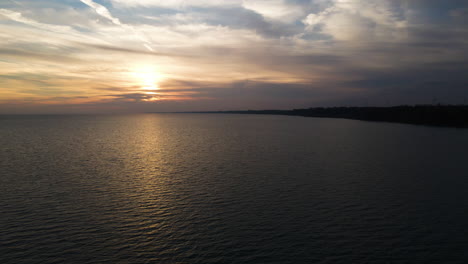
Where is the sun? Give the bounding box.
[131,66,162,91]
[140,72,159,90]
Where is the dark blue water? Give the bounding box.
[1,114,468,263]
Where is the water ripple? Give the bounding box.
[1,114,468,263]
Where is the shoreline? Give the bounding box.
[163,105,468,128]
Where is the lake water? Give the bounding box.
[1,114,468,263]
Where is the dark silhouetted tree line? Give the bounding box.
[188,105,468,127]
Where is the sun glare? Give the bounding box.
[131,66,163,91]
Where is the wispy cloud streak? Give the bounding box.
[79,0,122,25]
[79,0,154,51]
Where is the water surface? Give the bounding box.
[1,114,468,263]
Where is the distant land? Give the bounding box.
[162,105,468,128]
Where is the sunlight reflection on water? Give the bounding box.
[1,114,468,263]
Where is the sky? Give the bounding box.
[0,0,467,113]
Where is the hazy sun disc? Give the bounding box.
[140,72,159,90]
[142,84,158,90]
[131,67,162,91]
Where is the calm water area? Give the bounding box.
[1,114,468,263]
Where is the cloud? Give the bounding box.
[79,0,155,51]
[110,0,240,8]
[79,43,191,57]
[242,0,305,22]
[1,0,468,113]
[80,0,121,25]
[0,48,81,63]
[0,8,73,33]
[303,0,407,41]
[110,0,306,23]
